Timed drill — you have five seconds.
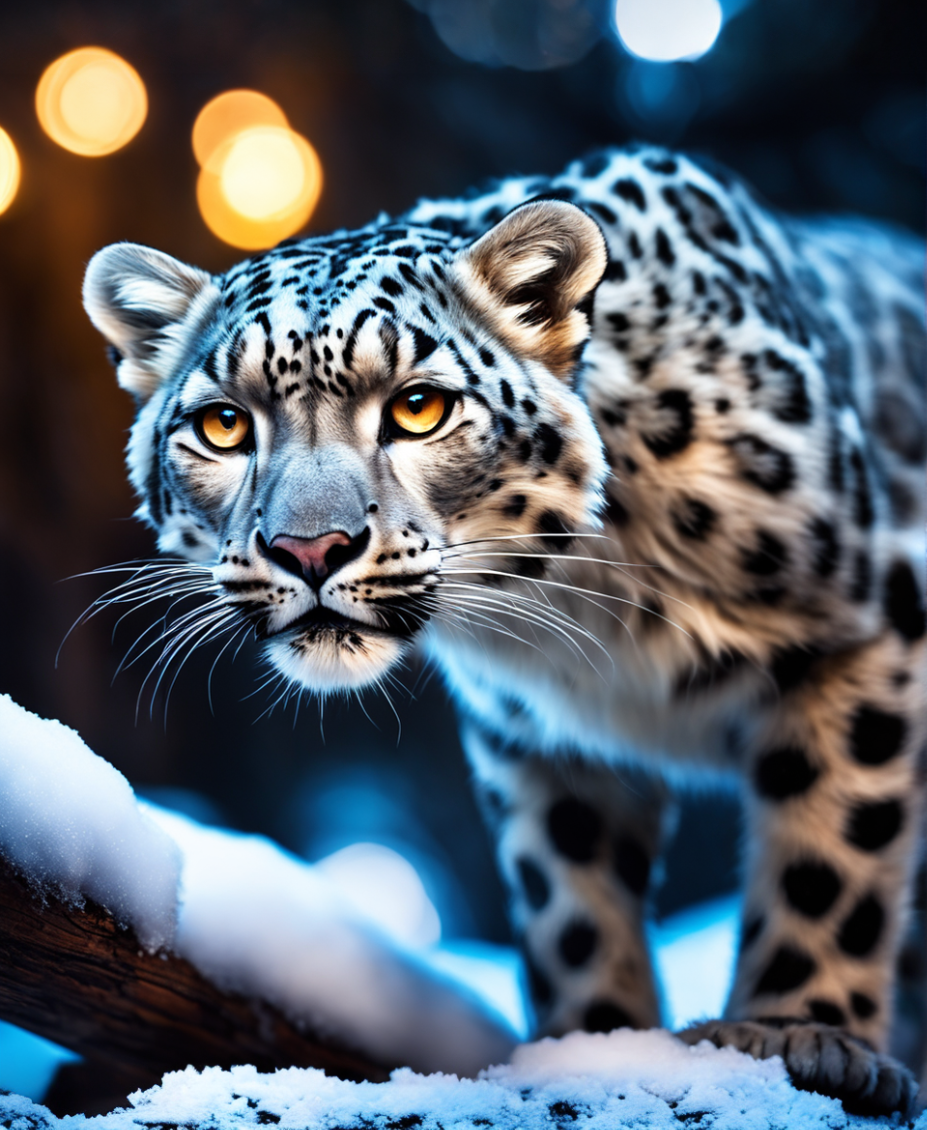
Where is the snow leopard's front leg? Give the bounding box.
[681,630,926,1115]
[460,714,673,1036]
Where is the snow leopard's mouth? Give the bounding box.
[269,606,374,638]
[259,599,420,693]
[271,604,422,643]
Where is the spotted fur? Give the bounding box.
[84,146,926,1114]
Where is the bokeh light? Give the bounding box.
[192,89,289,167]
[36,47,147,156]
[194,91,322,250]
[220,128,309,220]
[615,0,723,62]
[0,128,21,215]
[412,0,602,70]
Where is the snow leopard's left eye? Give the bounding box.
[388,386,452,437]
[196,404,252,451]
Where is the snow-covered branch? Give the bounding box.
[0,854,390,1089]
[0,693,514,1106]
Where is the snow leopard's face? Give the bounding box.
[83,202,608,691]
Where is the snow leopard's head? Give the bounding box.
[83,201,608,692]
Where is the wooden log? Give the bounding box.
[0,854,391,1107]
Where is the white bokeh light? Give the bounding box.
[614,0,723,62]
[316,842,442,948]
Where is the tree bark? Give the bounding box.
[0,856,391,1111]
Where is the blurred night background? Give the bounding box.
[0,0,923,957]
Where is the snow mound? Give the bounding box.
[0,1029,919,1129]
[0,694,514,1076]
[144,806,516,1075]
[0,694,180,951]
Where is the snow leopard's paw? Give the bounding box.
[677,1018,916,1116]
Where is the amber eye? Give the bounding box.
[389,387,450,436]
[196,404,251,451]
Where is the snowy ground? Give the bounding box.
[0,693,922,1127]
[2,1030,924,1129]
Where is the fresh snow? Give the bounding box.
[0,912,739,1101]
[314,841,443,948]
[0,906,740,1100]
[0,694,180,952]
[1,1029,921,1129]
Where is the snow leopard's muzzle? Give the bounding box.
[209,441,444,693]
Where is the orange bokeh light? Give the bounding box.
[193,91,322,250]
[36,47,147,157]
[197,127,323,250]
[192,90,288,167]
[0,128,21,215]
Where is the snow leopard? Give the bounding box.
[83,146,927,1115]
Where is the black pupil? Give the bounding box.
[407,393,427,416]
[218,409,238,431]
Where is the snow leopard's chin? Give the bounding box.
[264,625,411,695]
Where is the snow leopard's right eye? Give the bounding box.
[387,386,452,438]
[195,404,252,452]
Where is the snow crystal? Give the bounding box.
[0,694,180,951]
[1,1028,919,1130]
[314,841,443,948]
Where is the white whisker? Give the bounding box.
[160,613,240,723]
[430,600,550,657]
[443,548,688,605]
[424,588,605,673]
[135,606,233,717]
[436,581,615,664]
[108,583,221,645]
[253,673,291,723]
[444,532,614,550]
[440,567,691,637]
[116,595,229,678]
[444,573,630,636]
[57,574,216,665]
[208,621,253,715]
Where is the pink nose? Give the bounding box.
[270,531,352,584]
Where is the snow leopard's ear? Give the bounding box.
[453,200,607,379]
[83,242,221,401]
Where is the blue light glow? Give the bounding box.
[0,1021,79,1101]
[427,895,740,1039]
[614,0,723,62]
[649,894,740,1029]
